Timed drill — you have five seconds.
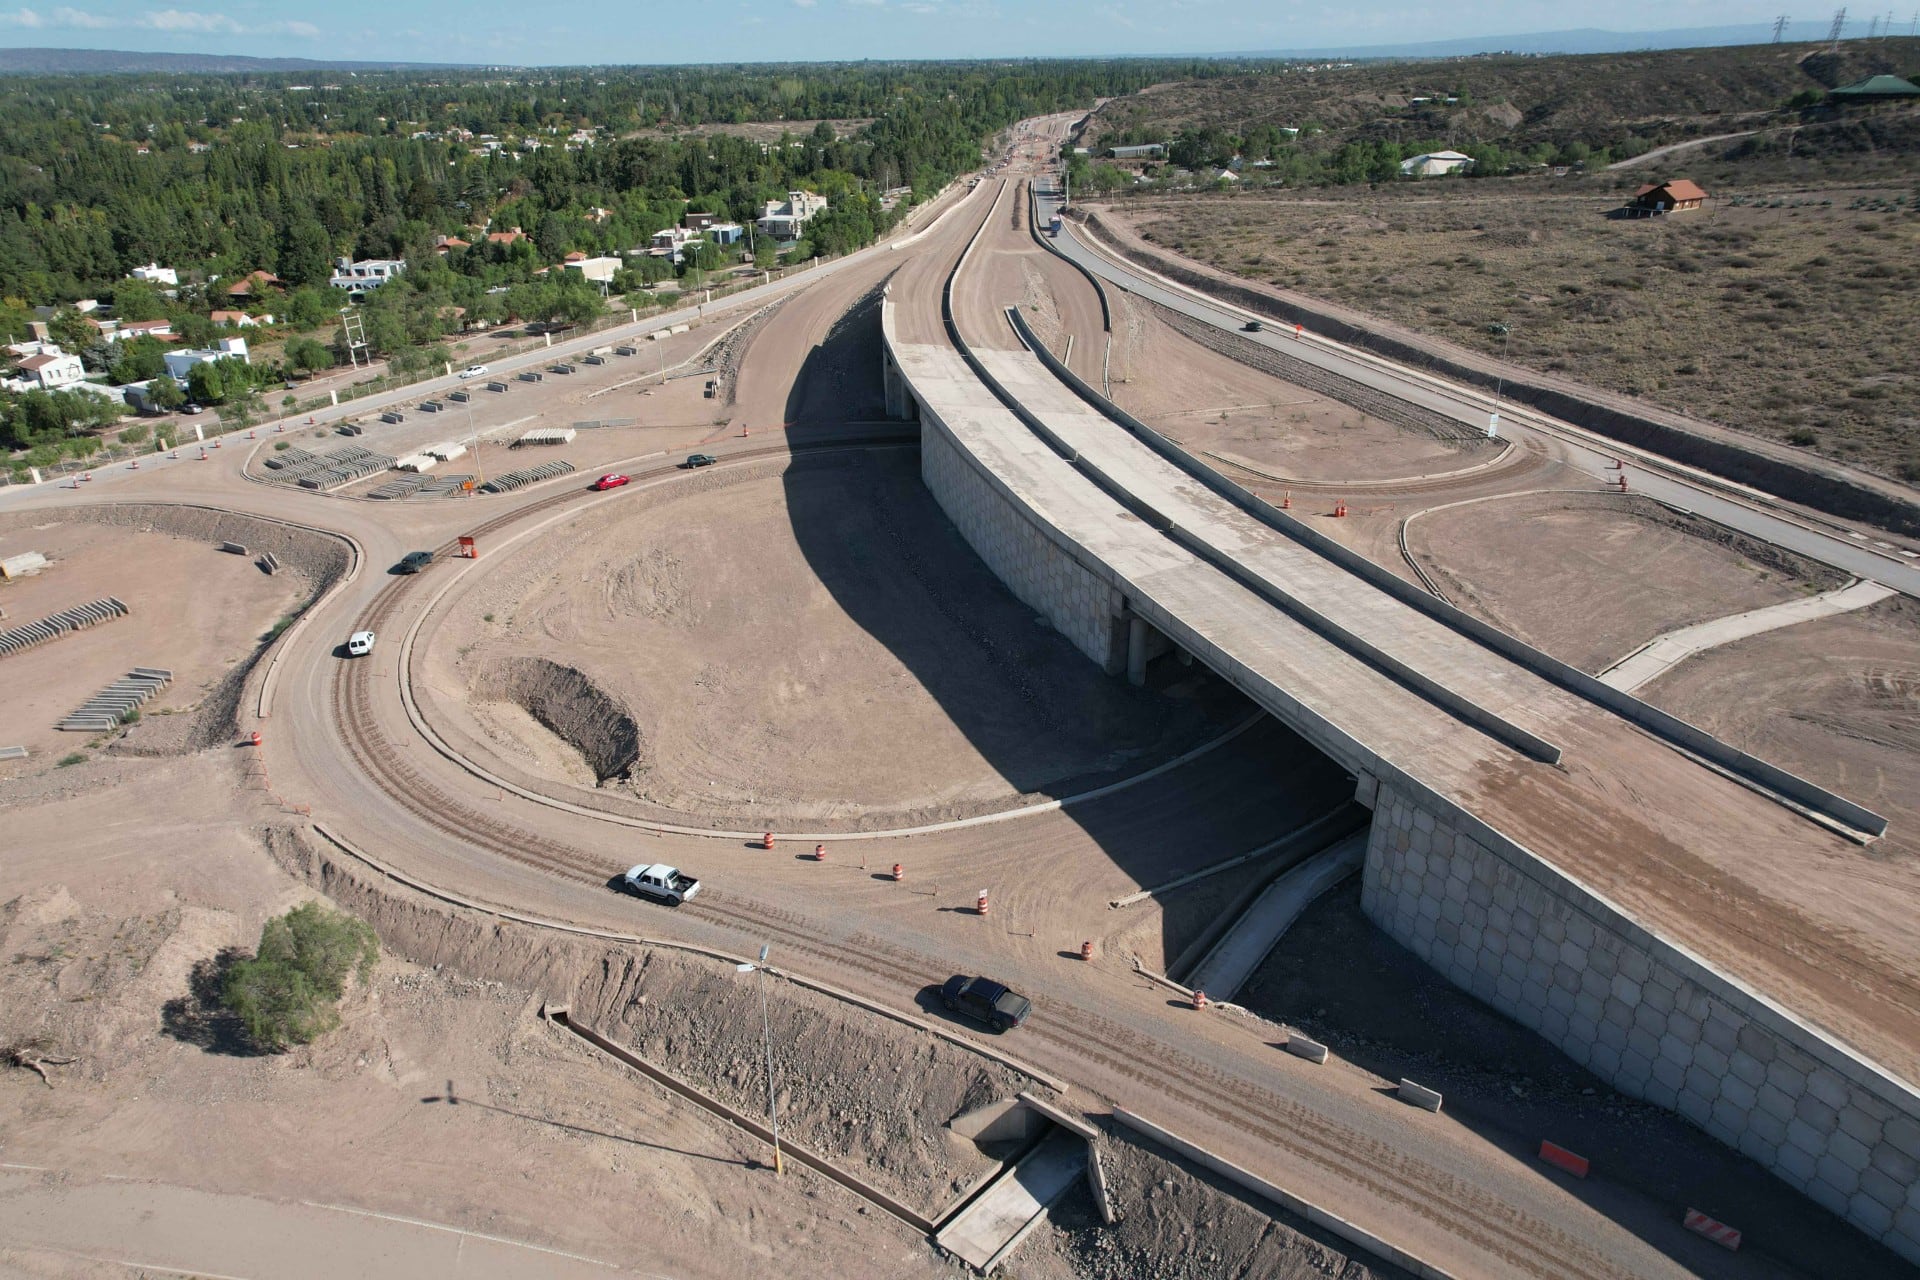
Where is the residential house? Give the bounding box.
[707,223,744,246]
[1625,180,1708,215]
[1399,150,1474,177]
[163,337,250,383]
[225,270,282,298]
[683,211,720,232]
[13,350,86,391]
[563,256,621,284]
[756,190,828,242]
[129,263,179,287]
[648,226,703,262]
[433,235,471,254]
[329,257,407,294]
[108,319,176,344]
[487,226,526,246]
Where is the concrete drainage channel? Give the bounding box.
[541,1005,1107,1273]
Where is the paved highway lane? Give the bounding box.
[1034,191,1920,598]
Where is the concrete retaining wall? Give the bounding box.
[1363,778,1920,1264]
[919,407,1125,672]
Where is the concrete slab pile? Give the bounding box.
[0,597,129,659]
[58,667,171,731]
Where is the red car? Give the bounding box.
[593,473,630,491]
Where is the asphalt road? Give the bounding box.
[1034,188,1920,598]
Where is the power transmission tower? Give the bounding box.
[1774,14,1791,40]
[339,308,368,370]
[1828,6,1847,48]
[1868,13,1879,35]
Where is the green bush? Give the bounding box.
[56,753,86,767]
[221,903,379,1051]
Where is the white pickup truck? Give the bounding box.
[622,863,701,905]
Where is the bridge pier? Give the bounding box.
[1124,613,1171,687]
[883,345,916,422]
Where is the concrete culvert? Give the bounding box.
[476,656,643,785]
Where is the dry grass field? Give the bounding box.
[1113,179,1920,478]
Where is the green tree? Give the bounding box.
[186,360,226,405]
[48,305,97,351]
[146,377,185,412]
[220,902,379,1052]
[285,335,335,375]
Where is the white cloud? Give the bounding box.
[793,0,817,7]
[0,6,320,36]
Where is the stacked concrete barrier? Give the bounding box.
[1363,778,1920,1262]
[0,597,129,658]
[479,460,575,494]
[59,667,170,731]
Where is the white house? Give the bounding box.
[562,256,621,284]
[129,262,179,287]
[756,190,828,241]
[13,350,86,391]
[329,257,407,293]
[1399,150,1474,177]
[163,336,250,383]
[646,226,704,263]
[106,318,175,344]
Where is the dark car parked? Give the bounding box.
[396,550,435,574]
[940,975,1032,1033]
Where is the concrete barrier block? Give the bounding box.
[219,542,247,555]
[1284,1033,1329,1064]
[1398,1079,1443,1112]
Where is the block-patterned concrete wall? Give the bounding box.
[919,409,1124,673]
[1362,778,1920,1264]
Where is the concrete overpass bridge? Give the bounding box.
[882,177,1920,1266]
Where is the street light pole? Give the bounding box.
[1487,321,1511,438]
[737,946,782,1174]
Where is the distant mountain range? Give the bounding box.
[0,47,459,75]
[1238,21,1912,61]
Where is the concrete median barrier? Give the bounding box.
[1397,1080,1443,1113]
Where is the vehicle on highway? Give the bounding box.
[180,403,204,414]
[593,473,631,490]
[940,975,1031,1033]
[458,365,489,379]
[395,550,435,574]
[1242,320,1263,333]
[682,453,718,469]
[346,630,376,657]
[622,863,701,905]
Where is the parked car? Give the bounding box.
[395,550,435,574]
[593,473,631,490]
[346,630,376,657]
[180,403,204,415]
[1242,319,1264,333]
[622,863,701,905]
[458,364,489,379]
[683,453,718,469]
[940,975,1032,1033]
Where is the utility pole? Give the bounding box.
[736,947,782,1175]
[1487,322,1511,438]
[1773,14,1791,41]
[1829,6,1847,49]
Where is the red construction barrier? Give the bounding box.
[1538,1141,1589,1178]
[1080,940,1094,962]
[976,889,989,916]
[761,832,774,850]
[813,843,826,861]
[891,862,903,881]
[1683,1209,1741,1251]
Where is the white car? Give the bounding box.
[346,630,376,657]
[457,365,488,379]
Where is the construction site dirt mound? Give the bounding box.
[420,449,1241,829]
[475,656,645,786]
[267,827,1032,1215]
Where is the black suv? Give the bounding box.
[683,453,718,469]
[940,975,1032,1033]
[396,550,435,574]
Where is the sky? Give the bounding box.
[0,1,1889,64]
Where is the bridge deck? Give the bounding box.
[891,329,1920,1087]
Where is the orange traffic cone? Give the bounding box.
[814,843,826,861]
[1332,501,1348,518]
[1081,940,1094,962]
[1281,491,1291,509]
[892,863,903,881]
[248,731,261,747]
[761,832,774,850]
[976,890,989,916]
[1193,990,1209,1010]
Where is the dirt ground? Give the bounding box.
[1405,491,1846,672]
[0,509,337,771]
[1099,183,1920,479]
[420,448,1240,829]
[1236,881,1914,1280]
[1103,292,1499,486]
[1641,593,1920,864]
